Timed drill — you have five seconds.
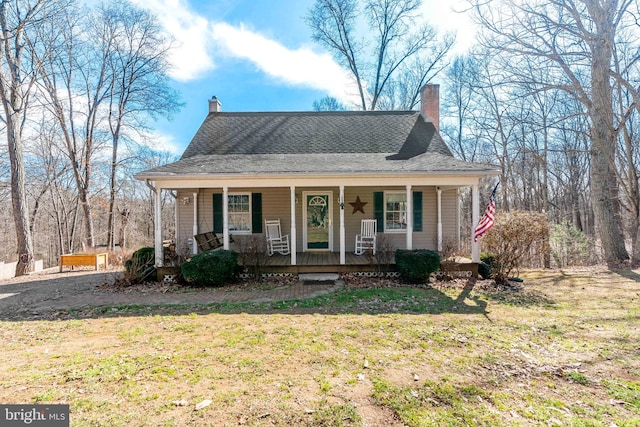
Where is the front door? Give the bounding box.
[303,192,332,251]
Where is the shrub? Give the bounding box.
[124,247,155,283]
[236,235,268,281]
[369,234,395,278]
[550,222,595,267]
[482,211,550,284]
[478,253,495,279]
[480,252,495,268]
[181,250,238,287]
[125,247,155,273]
[395,249,441,283]
[478,261,491,279]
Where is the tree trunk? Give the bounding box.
[106,155,117,250]
[589,8,629,265]
[78,186,94,249]
[7,116,34,276]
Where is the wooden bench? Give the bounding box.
[194,232,234,253]
[60,253,108,272]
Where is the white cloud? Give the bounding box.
[129,0,361,106]
[129,0,215,81]
[141,131,184,156]
[420,0,477,53]
[212,22,360,106]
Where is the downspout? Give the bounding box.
[146,179,163,267]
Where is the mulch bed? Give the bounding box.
[96,272,520,295]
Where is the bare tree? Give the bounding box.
[307,0,454,110]
[34,2,115,250]
[312,95,347,111]
[442,55,481,161]
[101,0,180,251]
[612,47,640,265]
[0,0,50,275]
[470,0,637,265]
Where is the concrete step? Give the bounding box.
[299,273,339,282]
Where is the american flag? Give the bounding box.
[474,182,499,242]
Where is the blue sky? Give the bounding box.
[129,0,476,154]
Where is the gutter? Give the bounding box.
[134,169,501,182]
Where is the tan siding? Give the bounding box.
[414,186,436,250]
[175,191,197,254]
[198,190,214,237]
[441,189,459,248]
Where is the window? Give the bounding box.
[385,192,407,232]
[228,193,251,233]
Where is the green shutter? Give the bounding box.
[413,191,423,232]
[212,193,223,233]
[251,193,262,233]
[373,192,384,232]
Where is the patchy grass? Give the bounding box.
[0,267,639,426]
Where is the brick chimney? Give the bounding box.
[208,96,222,113]
[420,83,439,132]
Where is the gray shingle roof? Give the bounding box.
[181,110,452,159]
[136,110,498,179]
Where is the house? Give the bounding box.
[135,84,499,270]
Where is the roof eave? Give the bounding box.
[134,169,500,182]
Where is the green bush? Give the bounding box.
[123,247,156,283]
[480,253,495,268]
[478,262,491,279]
[125,247,155,274]
[478,253,495,279]
[181,250,238,287]
[395,249,441,283]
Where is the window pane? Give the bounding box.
[228,194,251,232]
[385,193,407,231]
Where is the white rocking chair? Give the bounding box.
[265,219,290,256]
[355,219,377,255]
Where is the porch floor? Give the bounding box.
[254,252,392,274]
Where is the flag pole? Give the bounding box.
[473,181,500,243]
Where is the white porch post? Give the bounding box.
[471,183,480,262]
[192,192,198,254]
[290,186,297,265]
[154,184,163,267]
[339,185,345,264]
[436,187,443,251]
[223,187,229,249]
[173,192,178,250]
[406,185,413,250]
[457,188,461,248]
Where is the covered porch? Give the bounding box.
[148,175,489,271]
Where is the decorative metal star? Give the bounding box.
[349,196,367,214]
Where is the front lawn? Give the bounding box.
[0,268,638,426]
